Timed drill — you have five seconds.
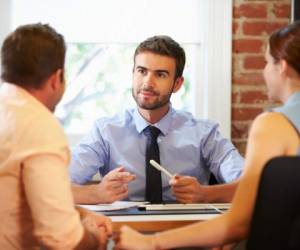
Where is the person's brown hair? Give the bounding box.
[269,21,300,75]
[134,35,186,79]
[1,23,66,89]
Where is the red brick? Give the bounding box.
[233,21,239,34]
[232,107,263,121]
[243,21,288,36]
[273,4,291,18]
[232,91,239,104]
[233,39,264,53]
[240,90,268,104]
[233,73,265,86]
[234,3,267,18]
[244,56,266,70]
[232,122,250,139]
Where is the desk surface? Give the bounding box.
[101,207,220,232]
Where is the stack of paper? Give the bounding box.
[77,201,148,212]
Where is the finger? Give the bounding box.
[108,181,128,190]
[173,192,189,200]
[102,217,113,235]
[173,193,192,203]
[97,227,108,250]
[121,174,136,183]
[113,189,129,201]
[108,171,135,181]
[110,166,125,174]
[172,177,195,187]
[105,167,126,180]
[172,185,191,193]
[174,196,188,204]
[169,174,181,185]
[110,183,128,194]
[172,182,196,194]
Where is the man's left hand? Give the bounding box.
[169,175,207,203]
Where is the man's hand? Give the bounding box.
[97,167,136,203]
[78,207,113,250]
[169,175,207,203]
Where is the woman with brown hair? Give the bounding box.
[114,21,300,250]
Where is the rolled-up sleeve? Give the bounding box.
[23,153,84,249]
[201,124,244,183]
[69,122,108,184]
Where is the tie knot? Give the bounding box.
[145,126,161,140]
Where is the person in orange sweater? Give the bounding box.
[0,23,112,249]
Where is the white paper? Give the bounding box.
[78,201,148,211]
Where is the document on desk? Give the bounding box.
[138,203,231,213]
[78,201,148,212]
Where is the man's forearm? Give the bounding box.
[72,183,102,204]
[202,181,239,203]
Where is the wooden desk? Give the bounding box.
[108,213,219,232]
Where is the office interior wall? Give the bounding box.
[0,0,12,75]
[231,0,291,155]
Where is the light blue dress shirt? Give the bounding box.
[69,107,244,201]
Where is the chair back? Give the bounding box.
[247,156,300,250]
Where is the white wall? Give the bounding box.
[0,0,12,75]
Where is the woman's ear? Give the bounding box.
[281,59,300,79]
[173,76,184,93]
[279,59,289,77]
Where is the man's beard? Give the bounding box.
[132,87,172,110]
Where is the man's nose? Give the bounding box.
[143,72,155,87]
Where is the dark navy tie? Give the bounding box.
[144,126,162,203]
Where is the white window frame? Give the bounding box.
[0,0,232,139]
[197,0,233,139]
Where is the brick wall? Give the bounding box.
[231,0,291,155]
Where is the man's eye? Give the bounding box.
[157,73,167,78]
[137,69,146,74]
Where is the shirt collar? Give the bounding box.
[133,106,174,136]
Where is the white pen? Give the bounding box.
[149,159,174,179]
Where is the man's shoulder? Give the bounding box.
[172,109,218,129]
[93,108,135,131]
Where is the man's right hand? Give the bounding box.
[76,207,112,250]
[97,167,136,203]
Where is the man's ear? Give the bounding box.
[172,76,184,93]
[48,69,63,91]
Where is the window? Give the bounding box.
[56,43,198,134]
[1,0,232,142]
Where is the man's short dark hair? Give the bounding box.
[1,23,66,89]
[134,35,186,79]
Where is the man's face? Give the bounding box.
[132,52,180,110]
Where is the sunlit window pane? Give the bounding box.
[55,43,199,134]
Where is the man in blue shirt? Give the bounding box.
[70,36,244,204]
